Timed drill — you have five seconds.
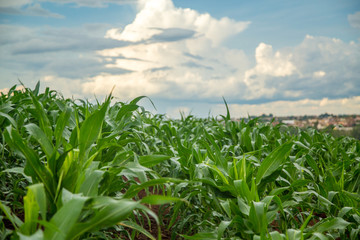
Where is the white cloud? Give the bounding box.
[254,43,296,77]
[243,43,297,99]
[319,97,328,107]
[0,0,135,17]
[82,72,168,99]
[39,75,83,98]
[105,0,250,46]
[84,0,251,100]
[26,3,64,18]
[213,96,360,117]
[0,23,127,87]
[240,35,360,101]
[348,11,360,29]
[290,35,360,97]
[0,1,64,18]
[0,0,32,8]
[313,71,326,78]
[40,0,137,8]
[1,0,137,8]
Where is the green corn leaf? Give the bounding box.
[0,201,23,229]
[269,231,286,240]
[242,127,253,152]
[25,123,54,160]
[78,96,110,162]
[3,167,32,182]
[140,195,184,205]
[22,186,40,235]
[54,106,72,147]
[124,178,185,198]
[79,170,104,197]
[305,155,320,177]
[220,200,231,218]
[203,131,225,169]
[30,92,53,139]
[4,126,55,201]
[182,232,217,240]
[68,197,139,239]
[0,111,18,128]
[114,96,149,122]
[310,232,328,240]
[32,81,40,96]
[221,96,231,121]
[240,155,247,181]
[300,210,313,233]
[115,104,139,121]
[29,184,47,222]
[139,155,171,168]
[249,201,267,235]
[256,141,293,185]
[286,229,302,240]
[269,186,289,196]
[237,197,250,215]
[120,221,156,240]
[205,163,229,185]
[250,178,259,202]
[18,230,44,240]
[308,217,350,234]
[217,220,231,240]
[234,179,251,201]
[338,207,352,218]
[44,191,88,240]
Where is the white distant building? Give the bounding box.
[283,120,295,125]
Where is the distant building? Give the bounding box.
[282,120,295,125]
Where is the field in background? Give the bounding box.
[237,114,360,140]
[1,83,359,240]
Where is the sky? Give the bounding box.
[0,0,360,118]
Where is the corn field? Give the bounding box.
[0,83,359,240]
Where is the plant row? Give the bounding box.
[0,83,359,239]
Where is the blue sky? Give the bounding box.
[1,0,359,117]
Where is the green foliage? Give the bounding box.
[1,83,359,239]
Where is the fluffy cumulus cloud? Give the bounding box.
[83,0,251,100]
[348,11,360,29]
[241,35,360,101]
[106,0,249,45]
[243,43,297,99]
[289,35,360,99]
